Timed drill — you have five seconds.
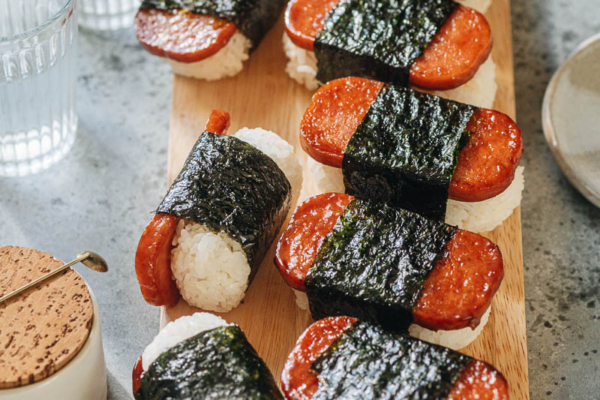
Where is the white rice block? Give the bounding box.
[424,57,498,109]
[167,32,251,81]
[283,34,320,90]
[409,305,492,350]
[233,128,303,207]
[142,313,229,371]
[455,0,492,13]
[446,166,525,232]
[293,289,309,310]
[307,158,345,194]
[307,158,524,233]
[292,286,490,350]
[283,30,496,108]
[171,220,250,313]
[170,129,302,313]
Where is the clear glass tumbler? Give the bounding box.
[0,0,78,177]
[79,0,140,31]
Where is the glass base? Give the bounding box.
[0,0,78,178]
[0,114,77,177]
[78,0,140,30]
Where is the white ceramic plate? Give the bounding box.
[542,34,600,208]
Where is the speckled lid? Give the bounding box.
[0,246,94,389]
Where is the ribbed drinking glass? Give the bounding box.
[0,0,78,177]
[79,0,140,30]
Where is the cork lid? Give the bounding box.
[0,246,94,389]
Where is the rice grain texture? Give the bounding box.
[446,166,525,232]
[168,32,251,81]
[283,34,320,90]
[456,0,492,13]
[427,56,498,109]
[307,159,524,233]
[409,305,492,350]
[171,220,251,313]
[142,313,229,371]
[169,128,303,313]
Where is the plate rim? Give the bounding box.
[541,33,600,208]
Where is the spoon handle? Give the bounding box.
[0,252,90,305]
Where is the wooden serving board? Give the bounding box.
[161,1,529,398]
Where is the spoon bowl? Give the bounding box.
[78,251,109,273]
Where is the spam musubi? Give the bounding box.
[282,317,509,400]
[276,193,504,349]
[134,0,286,80]
[135,110,302,312]
[133,313,283,399]
[283,0,492,90]
[302,77,524,231]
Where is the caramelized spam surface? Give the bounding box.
[299,77,383,167]
[448,360,510,400]
[132,356,144,395]
[283,318,510,400]
[205,109,232,135]
[275,193,352,291]
[134,8,237,63]
[300,77,522,202]
[413,230,504,331]
[451,108,523,202]
[285,0,338,51]
[135,213,180,307]
[276,194,503,331]
[409,6,493,90]
[281,316,356,400]
[285,1,491,90]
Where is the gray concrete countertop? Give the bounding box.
[0,1,598,398]
[513,1,600,398]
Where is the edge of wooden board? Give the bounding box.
[161,1,529,398]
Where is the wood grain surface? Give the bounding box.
[161,1,529,398]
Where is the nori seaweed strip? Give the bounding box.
[305,198,456,332]
[305,199,456,331]
[343,85,476,220]
[140,0,286,50]
[311,322,471,400]
[136,325,283,400]
[157,132,291,281]
[314,0,458,84]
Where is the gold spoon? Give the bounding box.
[0,251,108,305]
